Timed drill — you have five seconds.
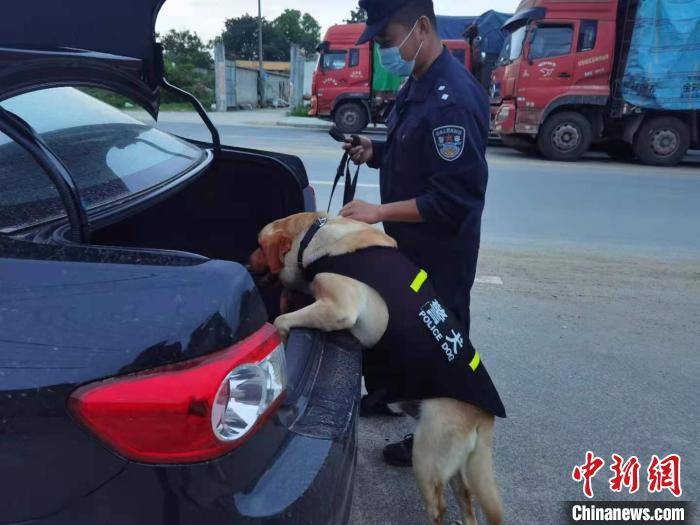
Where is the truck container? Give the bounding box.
[491,0,700,166]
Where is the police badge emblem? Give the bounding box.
[432,125,466,162]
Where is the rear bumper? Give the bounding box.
[33,330,362,525]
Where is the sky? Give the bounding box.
[156,0,521,43]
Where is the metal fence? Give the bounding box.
[264,70,291,107]
[214,41,315,111]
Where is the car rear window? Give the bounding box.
[0,87,205,232]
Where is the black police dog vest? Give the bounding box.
[304,246,506,418]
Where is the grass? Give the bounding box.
[159,102,200,112]
[289,104,310,117]
[77,88,216,113]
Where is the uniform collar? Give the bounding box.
[406,46,451,102]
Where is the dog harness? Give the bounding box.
[299,219,505,418]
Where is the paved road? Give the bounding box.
[160,122,700,259]
[160,121,699,524]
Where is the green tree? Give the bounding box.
[222,15,288,61]
[345,7,367,23]
[274,9,305,45]
[160,29,213,69]
[273,9,322,56]
[299,13,322,53]
[159,29,214,107]
[221,11,321,61]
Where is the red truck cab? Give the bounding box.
[310,24,372,133]
[310,24,473,133]
[491,0,699,165]
[491,0,618,158]
[444,39,473,71]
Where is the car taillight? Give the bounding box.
[68,324,286,464]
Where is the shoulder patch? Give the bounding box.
[432,125,466,162]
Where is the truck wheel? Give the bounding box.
[537,112,593,162]
[633,116,690,167]
[334,102,369,134]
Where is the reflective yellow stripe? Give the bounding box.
[469,351,481,372]
[410,270,428,293]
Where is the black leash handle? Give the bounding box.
[344,134,362,204]
[327,132,362,213]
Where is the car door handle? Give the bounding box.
[559,72,572,78]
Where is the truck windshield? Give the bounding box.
[322,51,347,70]
[529,26,574,59]
[497,25,528,65]
[0,87,205,232]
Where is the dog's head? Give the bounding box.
[249,212,322,279]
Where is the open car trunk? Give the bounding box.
[87,146,310,319]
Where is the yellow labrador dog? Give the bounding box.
[250,212,503,525]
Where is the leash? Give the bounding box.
[297,216,328,276]
[327,131,362,213]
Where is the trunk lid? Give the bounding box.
[0,1,166,116]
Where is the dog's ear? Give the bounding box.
[249,247,268,274]
[261,232,293,274]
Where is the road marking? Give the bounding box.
[310,180,380,188]
[475,276,504,285]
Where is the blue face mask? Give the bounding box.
[378,19,425,77]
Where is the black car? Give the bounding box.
[0,2,360,524]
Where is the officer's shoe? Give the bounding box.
[382,434,414,467]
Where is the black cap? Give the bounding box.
[356,0,412,45]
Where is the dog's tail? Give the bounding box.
[463,417,503,525]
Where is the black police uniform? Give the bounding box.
[368,46,490,336]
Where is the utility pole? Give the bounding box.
[257,0,265,107]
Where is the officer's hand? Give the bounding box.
[340,199,383,225]
[342,136,373,165]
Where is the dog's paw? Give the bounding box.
[273,315,291,343]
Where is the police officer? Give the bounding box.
[340,0,490,467]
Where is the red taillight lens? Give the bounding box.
[68,324,285,464]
